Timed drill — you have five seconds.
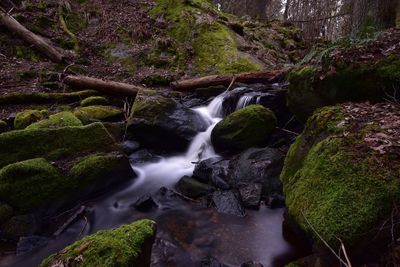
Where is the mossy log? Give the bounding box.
[0,9,65,63]
[64,75,145,97]
[170,69,288,91]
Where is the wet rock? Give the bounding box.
[129,149,161,164]
[211,105,277,153]
[193,157,230,189]
[228,147,284,197]
[212,190,245,217]
[133,194,158,212]
[176,176,214,198]
[241,261,264,267]
[199,256,230,267]
[266,194,285,209]
[239,183,262,209]
[128,90,208,152]
[120,140,140,154]
[16,235,49,256]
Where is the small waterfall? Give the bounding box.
[130,94,225,192]
[235,94,261,110]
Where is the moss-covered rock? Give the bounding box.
[211,105,277,153]
[74,106,123,124]
[14,109,47,130]
[281,103,400,259]
[0,122,117,168]
[80,96,109,107]
[40,219,156,267]
[0,90,98,106]
[0,120,7,133]
[26,112,83,130]
[0,158,67,212]
[176,175,213,198]
[0,203,13,224]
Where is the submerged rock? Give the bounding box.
[176,175,214,198]
[192,157,230,189]
[212,190,245,217]
[128,90,208,152]
[39,219,156,267]
[228,147,284,197]
[211,105,277,153]
[281,103,400,261]
[239,183,262,209]
[133,194,158,212]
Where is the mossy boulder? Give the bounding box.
[0,203,13,224]
[80,96,109,107]
[0,120,7,133]
[281,103,400,260]
[74,106,123,124]
[288,54,400,122]
[40,219,156,267]
[14,109,47,130]
[0,122,117,168]
[128,89,207,151]
[26,112,83,130]
[211,105,277,153]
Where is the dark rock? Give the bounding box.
[128,90,208,152]
[129,149,161,164]
[199,256,230,267]
[193,157,230,190]
[176,176,214,198]
[212,190,245,217]
[239,183,262,209]
[16,235,49,256]
[133,194,158,212]
[2,214,38,239]
[228,147,284,197]
[120,140,140,154]
[195,85,227,98]
[241,261,264,267]
[266,194,285,209]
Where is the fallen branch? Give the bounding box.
[171,69,289,91]
[63,75,145,97]
[0,9,65,63]
[54,205,86,236]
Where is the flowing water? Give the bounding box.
[2,91,306,267]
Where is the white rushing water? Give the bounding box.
[235,94,262,110]
[130,94,225,191]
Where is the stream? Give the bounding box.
[2,90,306,267]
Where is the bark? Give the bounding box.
[63,76,145,97]
[0,9,65,63]
[170,69,288,91]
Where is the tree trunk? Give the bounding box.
[0,9,65,63]
[63,76,145,97]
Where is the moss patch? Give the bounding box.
[80,96,109,107]
[0,120,7,133]
[14,109,47,130]
[211,104,277,152]
[0,123,117,168]
[26,112,83,130]
[74,106,123,124]
[40,219,156,267]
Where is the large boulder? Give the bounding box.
[128,90,208,151]
[211,105,277,153]
[281,103,400,262]
[40,219,156,267]
[227,147,284,197]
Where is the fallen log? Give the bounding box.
[63,75,145,97]
[0,9,65,63]
[171,69,289,91]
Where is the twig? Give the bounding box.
[170,188,199,203]
[301,210,350,267]
[276,127,299,136]
[79,215,88,236]
[338,238,352,267]
[53,205,86,236]
[226,76,237,91]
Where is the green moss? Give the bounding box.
[69,153,123,189]
[74,106,123,124]
[283,138,399,248]
[376,55,400,82]
[211,105,277,152]
[0,90,98,105]
[80,96,109,107]
[26,112,83,130]
[0,158,68,211]
[14,109,46,130]
[0,204,13,224]
[16,70,37,80]
[40,219,156,267]
[0,120,7,133]
[14,46,40,61]
[0,123,117,168]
